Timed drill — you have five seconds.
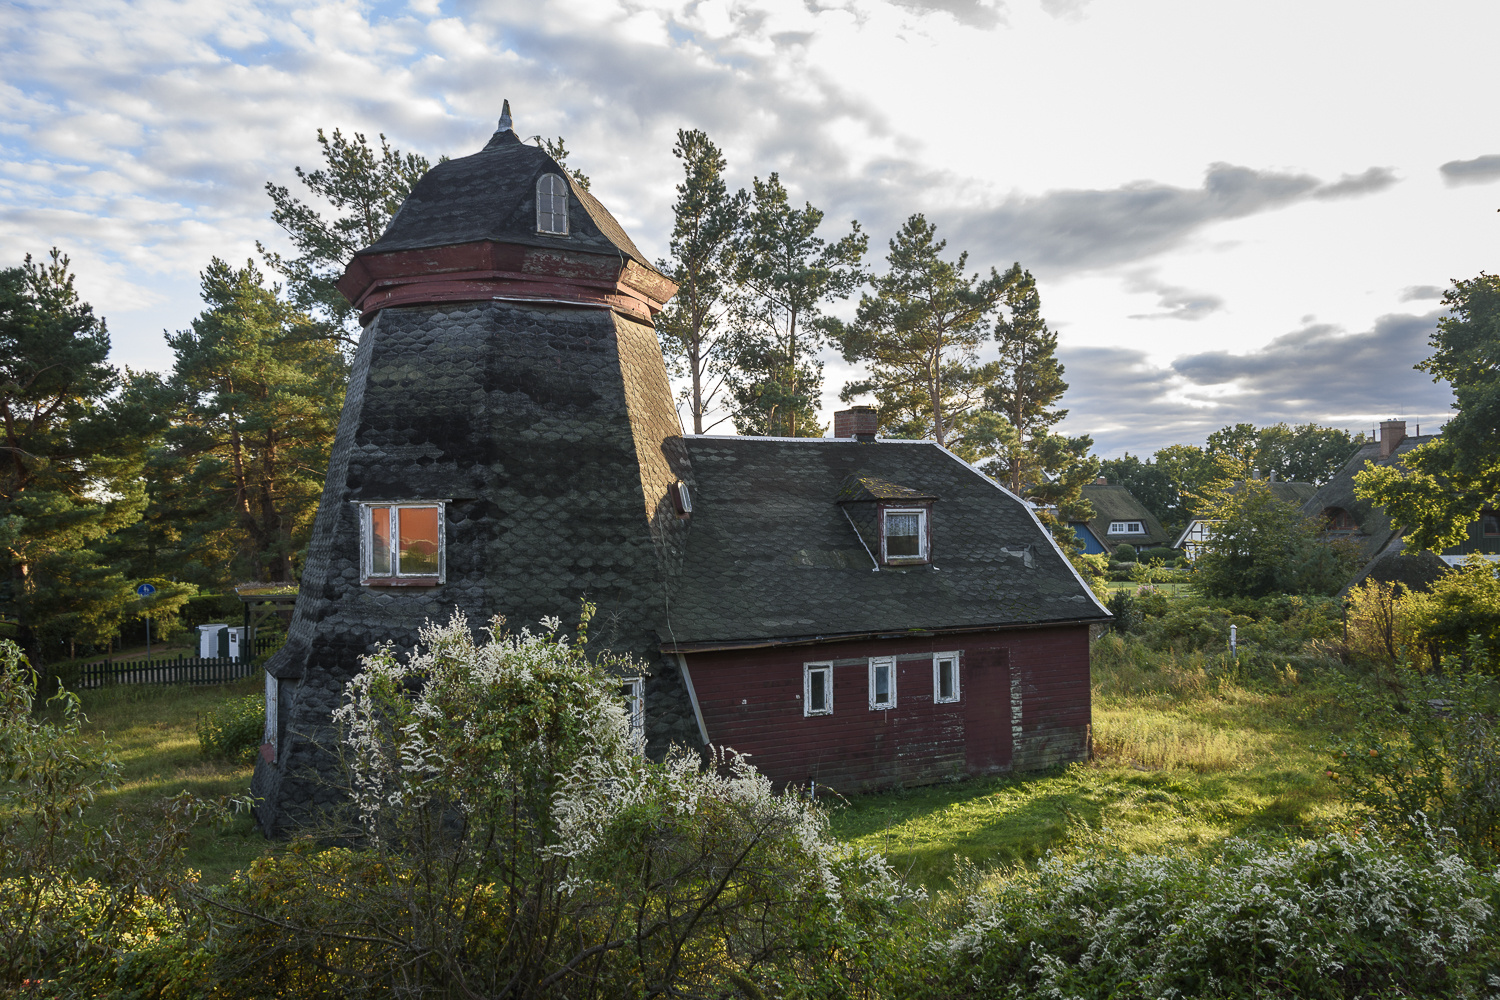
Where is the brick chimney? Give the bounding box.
[833,406,878,442]
[1379,418,1407,458]
[1095,476,1108,485]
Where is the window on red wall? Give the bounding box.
[868,656,896,710]
[1483,512,1500,537]
[933,652,960,703]
[804,662,832,716]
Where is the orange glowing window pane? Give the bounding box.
[398,506,441,575]
[369,507,392,576]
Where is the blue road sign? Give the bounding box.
[136,583,157,597]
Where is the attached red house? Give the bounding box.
[662,433,1109,792]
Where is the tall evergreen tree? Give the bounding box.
[988,264,1072,495]
[656,130,747,434]
[0,251,159,662]
[157,260,345,584]
[728,174,866,437]
[259,129,431,345]
[834,215,1006,449]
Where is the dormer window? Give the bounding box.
[882,507,929,563]
[361,502,445,585]
[1325,508,1360,533]
[536,174,569,234]
[1107,521,1145,536]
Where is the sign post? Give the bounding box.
[136,583,157,660]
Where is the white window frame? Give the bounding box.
[359,501,447,584]
[804,662,833,716]
[622,676,644,747]
[536,173,570,235]
[1107,521,1145,535]
[868,656,897,710]
[932,652,961,704]
[881,507,929,563]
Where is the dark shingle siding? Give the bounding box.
[253,300,697,834]
[664,438,1108,646]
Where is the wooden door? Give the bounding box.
[964,645,1011,775]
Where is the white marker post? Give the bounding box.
[1229,624,1237,659]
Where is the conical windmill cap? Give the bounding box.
[338,102,675,326]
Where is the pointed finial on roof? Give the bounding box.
[497,100,513,133]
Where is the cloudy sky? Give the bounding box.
[3,0,1496,455]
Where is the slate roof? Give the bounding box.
[836,474,938,503]
[1077,483,1170,551]
[360,127,657,273]
[662,437,1109,648]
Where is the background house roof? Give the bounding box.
[1299,436,1437,564]
[663,438,1108,648]
[1077,483,1170,551]
[358,127,657,272]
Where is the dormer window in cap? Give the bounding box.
[536,174,569,235]
[836,474,936,567]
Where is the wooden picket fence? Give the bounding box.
[75,654,259,689]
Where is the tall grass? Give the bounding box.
[1090,632,1323,773]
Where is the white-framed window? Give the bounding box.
[536,174,569,234]
[868,656,896,710]
[1107,521,1145,535]
[882,507,928,562]
[361,502,445,584]
[622,676,644,746]
[804,662,833,716]
[933,652,960,704]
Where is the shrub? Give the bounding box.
[0,640,242,990]
[1111,543,1137,562]
[1330,664,1500,861]
[1411,556,1500,668]
[196,693,264,766]
[1105,591,1141,633]
[1345,578,1432,670]
[1137,545,1177,563]
[938,833,1498,999]
[157,609,910,998]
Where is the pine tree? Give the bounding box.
[0,251,153,663]
[259,129,431,345]
[157,260,345,584]
[729,175,865,437]
[834,215,1006,449]
[657,130,747,433]
[988,264,1071,495]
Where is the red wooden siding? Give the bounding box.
[681,624,1090,794]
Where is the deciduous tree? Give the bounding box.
[1356,273,1500,551]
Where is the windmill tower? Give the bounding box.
[251,105,697,835]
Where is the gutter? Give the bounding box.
[659,615,1111,655]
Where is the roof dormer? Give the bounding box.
[837,474,938,566]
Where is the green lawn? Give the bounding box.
[42,637,1363,892]
[829,648,1360,888]
[58,677,270,883]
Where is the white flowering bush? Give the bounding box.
[939,832,1500,999]
[172,608,909,999]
